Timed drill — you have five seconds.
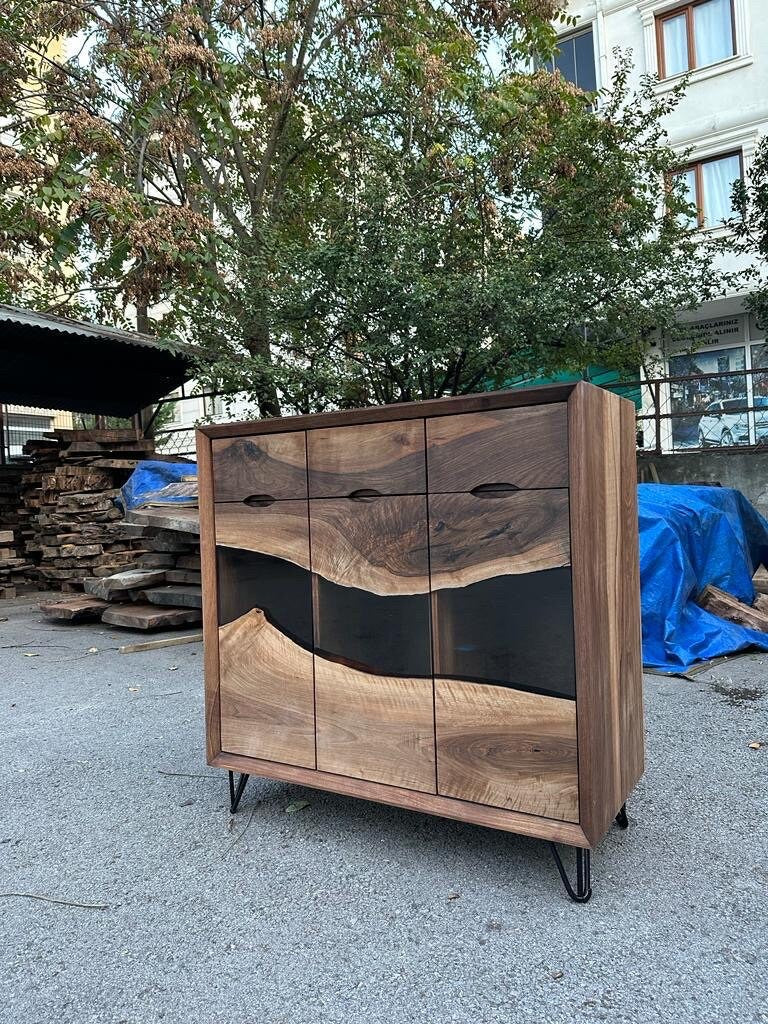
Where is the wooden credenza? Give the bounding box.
[197,383,643,898]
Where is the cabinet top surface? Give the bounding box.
[197,382,590,440]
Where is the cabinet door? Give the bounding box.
[212,431,307,501]
[215,501,315,768]
[309,495,435,792]
[307,419,426,497]
[429,490,578,820]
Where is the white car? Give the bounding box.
[697,396,768,447]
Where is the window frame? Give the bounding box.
[672,149,743,229]
[655,0,736,80]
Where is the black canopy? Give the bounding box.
[0,305,196,416]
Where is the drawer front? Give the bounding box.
[216,500,315,768]
[435,680,579,821]
[307,419,426,497]
[426,404,568,493]
[310,495,435,791]
[429,490,575,699]
[212,431,307,501]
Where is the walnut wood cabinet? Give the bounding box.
[197,383,643,900]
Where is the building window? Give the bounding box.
[656,0,735,78]
[544,27,597,93]
[672,151,742,228]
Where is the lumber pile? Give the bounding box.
[697,584,768,632]
[21,428,154,591]
[41,525,202,630]
[0,465,35,599]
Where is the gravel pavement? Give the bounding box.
[1,596,767,1024]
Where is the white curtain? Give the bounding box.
[702,154,741,226]
[663,14,688,75]
[694,0,734,67]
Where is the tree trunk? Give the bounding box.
[243,324,281,418]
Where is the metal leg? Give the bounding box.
[549,843,592,903]
[615,803,629,830]
[228,771,250,813]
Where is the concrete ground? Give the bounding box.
[1,596,767,1024]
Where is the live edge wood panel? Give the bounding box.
[197,382,643,850]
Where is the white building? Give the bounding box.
[557,0,768,450]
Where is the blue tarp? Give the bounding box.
[119,460,197,512]
[639,484,768,671]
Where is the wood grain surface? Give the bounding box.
[568,381,643,846]
[309,495,429,595]
[426,404,569,492]
[315,656,436,792]
[307,419,426,497]
[200,383,576,440]
[212,751,591,847]
[428,489,570,590]
[212,432,307,501]
[196,431,221,763]
[215,500,311,571]
[219,608,316,769]
[435,679,578,821]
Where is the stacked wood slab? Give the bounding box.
[21,428,153,591]
[0,465,33,597]
[41,525,202,630]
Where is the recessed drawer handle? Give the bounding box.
[470,482,520,497]
[348,488,383,502]
[243,494,276,507]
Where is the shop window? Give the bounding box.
[668,346,747,448]
[672,152,742,229]
[656,0,735,79]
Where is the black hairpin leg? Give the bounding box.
[615,803,629,830]
[549,843,592,903]
[228,771,250,813]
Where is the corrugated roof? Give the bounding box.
[0,304,197,416]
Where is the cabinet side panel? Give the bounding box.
[619,399,644,795]
[197,430,221,764]
[569,382,642,846]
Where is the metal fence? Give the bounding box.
[0,405,81,462]
[637,365,768,454]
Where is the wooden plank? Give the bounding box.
[197,430,221,763]
[315,655,435,792]
[144,584,202,609]
[125,507,200,535]
[0,530,14,543]
[39,595,109,621]
[166,569,202,585]
[119,632,203,654]
[219,608,316,769]
[435,679,579,822]
[568,381,643,847]
[214,501,311,571]
[211,752,590,847]
[697,584,768,632]
[307,419,426,497]
[102,603,201,629]
[309,495,430,596]
[83,569,166,599]
[428,490,570,590]
[197,383,577,440]
[426,404,569,493]
[212,431,307,501]
[619,398,645,800]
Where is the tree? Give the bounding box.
[0,4,743,415]
[733,137,768,333]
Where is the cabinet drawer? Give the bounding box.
[212,431,307,501]
[308,419,426,497]
[429,490,575,699]
[435,680,578,821]
[216,500,315,768]
[426,404,568,493]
